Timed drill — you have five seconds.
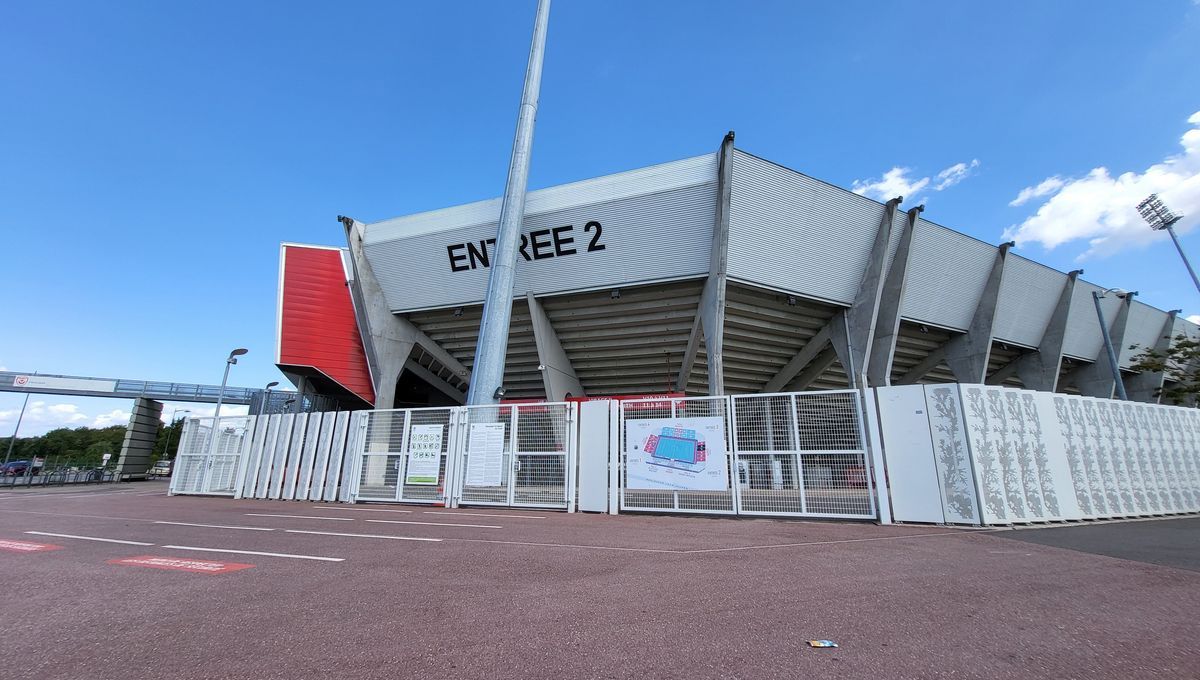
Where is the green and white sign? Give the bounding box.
[405,424,444,485]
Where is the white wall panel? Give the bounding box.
[992,256,1065,348]
[901,220,996,331]
[727,150,886,305]
[876,386,947,523]
[363,155,718,312]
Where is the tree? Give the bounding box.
[1129,334,1200,406]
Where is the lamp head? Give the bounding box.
[228,348,249,363]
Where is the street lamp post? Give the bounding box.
[161,408,190,460]
[1138,194,1198,294]
[208,348,248,463]
[1092,288,1132,401]
[259,381,279,418]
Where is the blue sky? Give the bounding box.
[3,1,1200,436]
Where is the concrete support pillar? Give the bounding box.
[867,206,921,387]
[527,292,584,401]
[1074,292,1136,399]
[1126,310,1179,402]
[341,216,469,408]
[944,242,1014,383]
[1013,269,1082,391]
[116,398,163,478]
[679,132,733,395]
[843,197,903,388]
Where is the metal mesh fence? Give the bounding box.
[458,403,573,508]
[356,408,456,504]
[619,396,736,514]
[617,391,874,519]
[170,416,250,496]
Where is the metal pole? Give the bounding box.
[1092,291,1129,401]
[161,407,177,460]
[208,359,235,469]
[259,389,271,417]
[1166,225,1200,295]
[466,0,552,405]
[3,391,30,468]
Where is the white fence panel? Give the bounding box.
[323,411,351,503]
[619,396,736,515]
[889,386,1200,526]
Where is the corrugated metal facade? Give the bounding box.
[900,219,996,331]
[319,143,1196,401]
[992,255,1067,348]
[363,154,718,313]
[727,150,886,306]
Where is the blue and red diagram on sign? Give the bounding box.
[641,427,707,473]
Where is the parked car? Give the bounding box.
[1,459,43,476]
[148,459,173,477]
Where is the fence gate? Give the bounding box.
[730,391,875,519]
[169,416,254,496]
[353,407,458,506]
[454,403,577,510]
[619,396,738,515]
[618,392,877,520]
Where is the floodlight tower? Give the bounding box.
[1138,194,1198,294]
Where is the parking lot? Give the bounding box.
[1,482,1198,679]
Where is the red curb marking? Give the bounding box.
[0,539,64,553]
[108,556,255,574]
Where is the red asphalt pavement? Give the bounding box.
[0,482,1197,679]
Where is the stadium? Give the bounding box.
[275,132,1192,410]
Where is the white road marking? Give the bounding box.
[25,531,154,546]
[364,518,502,529]
[156,521,275,532]
[422,511,546,520]
[447,537,679,554]
[313,506,414,514]
[244,513,355,521]
[681,530,976,554]
[284,529,442,543]
[163,545,344,562]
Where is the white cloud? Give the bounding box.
[1004,111,1200,260]
[1188,314,1200,325]
[1010,176,1066,207]
[92,409,132,428]
[853,160,980,202]
[934,159,981,190]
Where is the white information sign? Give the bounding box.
[405,424,444,485]
[624,417,729,491]
[464,422,506,487]
[13,375,117,393]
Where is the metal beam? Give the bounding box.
[843,197,902,388]
[679,131,734,394]
[1073,292,1136,399]
[944,242,1014,383]
[867,206,921,387]
[763,323,833,393]
[1013,269,1082,391]
[1126,310,1179,403]
[527,293,585,401]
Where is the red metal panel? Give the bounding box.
[278,246,375,404]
